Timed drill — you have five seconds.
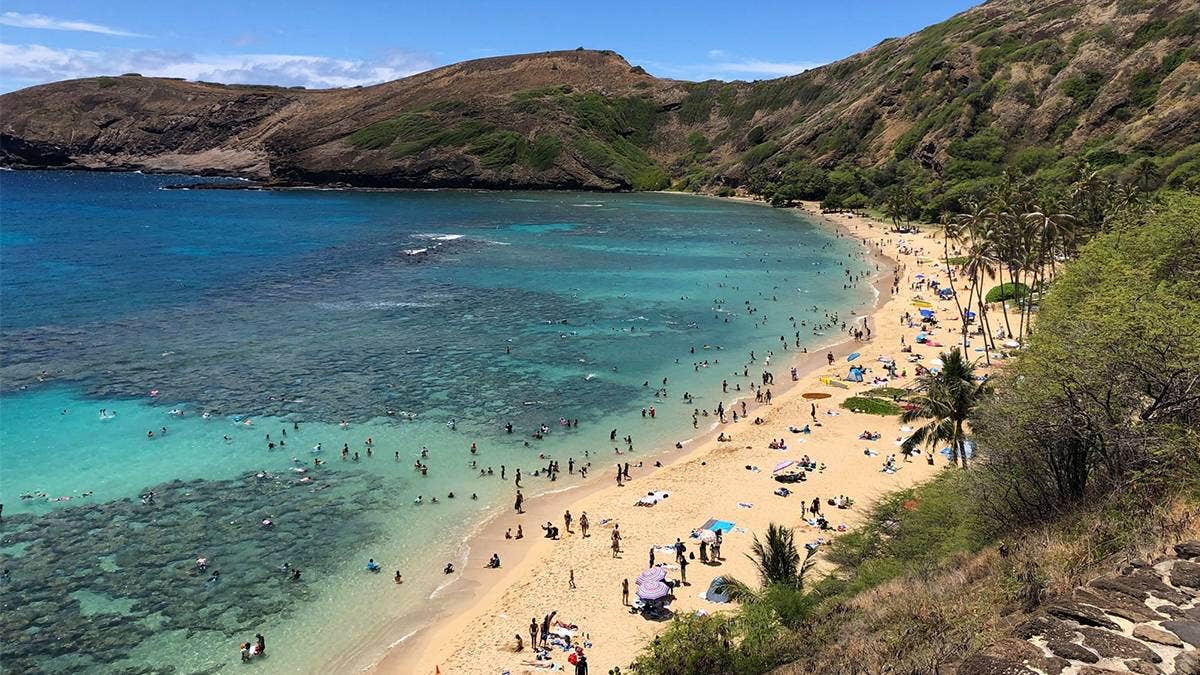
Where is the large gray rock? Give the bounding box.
[1162,620,1200,647]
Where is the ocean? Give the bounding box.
[0,170,872,673]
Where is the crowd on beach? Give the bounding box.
[392,207,1006,674]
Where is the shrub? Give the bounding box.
[984,282,1030,303]
[841,396,903,416]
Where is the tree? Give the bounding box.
[715,523,817,602]
[900,348,989,469]
[1130,157,1162,193]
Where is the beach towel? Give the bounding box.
[698,519,735,534]
[737,502,753,509]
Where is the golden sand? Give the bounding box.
[366,204,975,674]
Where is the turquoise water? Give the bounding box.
[0,171,872,673]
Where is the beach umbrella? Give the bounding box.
[696,529,717,543]
[637,580,670,601]
[773,460,796,474]
[636,567,667,584]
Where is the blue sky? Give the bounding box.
[0,1,978,92]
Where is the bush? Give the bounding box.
[985,282,1030,303]
[841,396,903,416]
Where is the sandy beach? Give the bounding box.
[362,202,971,674]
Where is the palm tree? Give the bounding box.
[900,348,989,469]
[713,523,816,602]
[1130,157,1162,194]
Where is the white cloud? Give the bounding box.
[637,51,823,82]
[0,11,146,37]
[0,43,436,90]
[710,59,822,76]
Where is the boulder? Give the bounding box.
[1044,602,1122,630]
[1045,640,1099,663]
[1174,541,1200,560]
[1078,626,1162,663]
[1162,620,1200,647]
[1172,560,1200,590]
[1133,624,1184,647]
[956,654,1039,675]
[1176,650,1200,675]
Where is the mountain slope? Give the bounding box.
[2,0,1198,198]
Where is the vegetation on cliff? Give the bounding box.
[631,191,1200,674]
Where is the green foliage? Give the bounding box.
[985,282,1030,303]
[468,131,524,169]
[1061,71,1106,109]
[841,396,903,416]
[742,141,779,168]
[348,113,437,150]
[686,131,710,155]
[678,84,717,124]
[972,193,1200,523]
[525,134,562,170]
[825,470,989,596]
[1012,147,1060,175]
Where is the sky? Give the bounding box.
[0,1,979,92]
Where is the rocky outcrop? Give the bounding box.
[961,542,1200,675]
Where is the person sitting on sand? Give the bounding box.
[443,563,455,574]
[487,553,501,568]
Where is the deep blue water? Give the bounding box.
[0,170,871,673]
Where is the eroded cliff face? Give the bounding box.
[2,0,1198,191]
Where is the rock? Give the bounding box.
[1124,660,1164,675]
[1175,541,1200,560]
[1078,626,1162,663]
[1128,658,1166,672]
[981,638,1044,662]
[956,654,1038,675]
[1073,587,1164,622]
[1091,571,1190,604]
[1045,639,1099,663]
[1176,650,1200,675]
[1172,559,1200,590]
[1133,624,1184,647]
[1162,620,1200,647]
[1014,615,1081,642]
[1077,667,1138,675]
[1044,601,1122,630]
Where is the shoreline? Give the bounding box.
[351,201,938,674]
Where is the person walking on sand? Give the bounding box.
[679,555,689,585]
[649,546,655,567]
[569,568,576,589]
[622,577,630,605]
[514,490,524,514]
[611,525,622,558]
[564,510,573,533]
[579,512,589,538]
